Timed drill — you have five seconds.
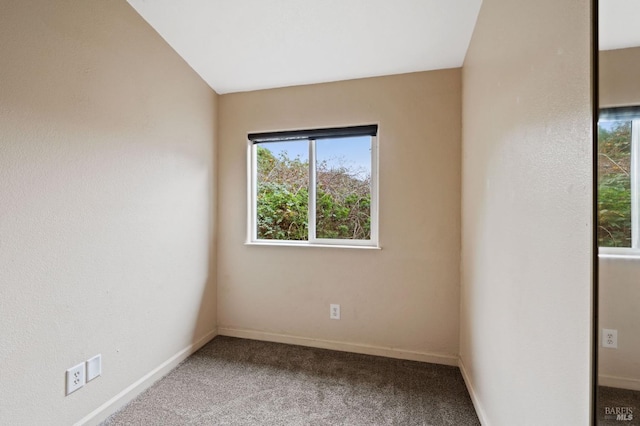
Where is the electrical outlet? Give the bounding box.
[330,304,340,320]
[602,328,618,349]
[66,362,86,395]
[86,354,102,382]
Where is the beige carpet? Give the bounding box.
[598,386,640,425]
[102,336,480,425]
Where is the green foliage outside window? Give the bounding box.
[256,145,371,241]
[598,121,632,247]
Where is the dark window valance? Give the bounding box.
[249,125,378,144]
[600,106,640,121]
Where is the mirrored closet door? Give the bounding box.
[597,1,640,423]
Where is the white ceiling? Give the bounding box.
[599,0,640,50]
[127,0,483,94]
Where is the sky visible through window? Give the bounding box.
[599,121,620,131]
[262,136,371,179]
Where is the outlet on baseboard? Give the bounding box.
[602,328,618,348]
[330,304,340,320]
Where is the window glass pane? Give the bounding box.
[598,120,632,247]
[315,136,371,240]
[256,141,308,240]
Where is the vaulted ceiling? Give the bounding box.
[127,0,483,94]
[599,0,640,50]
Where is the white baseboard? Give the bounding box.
[458,357,489,426]
[75,328,218,426]
[599,374,640,391]
[217,327,458,366]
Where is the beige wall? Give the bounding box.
[217,70,462,364]
[599,258,640,390]
[0,1,218,424]
[598,46,640,390]
[460,0,592,424]
[600,47,640,108]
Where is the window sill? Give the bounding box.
[244,241,381,250]
[598,247,640,259]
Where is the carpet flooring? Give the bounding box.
[102,336,480,425]
[597,386,640,425]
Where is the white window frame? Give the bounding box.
[598,114,640,257]
[246,126,379,249]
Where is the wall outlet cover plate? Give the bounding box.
[86,354,102,382]
[66,362,86,395]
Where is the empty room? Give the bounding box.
[1,0,596,425]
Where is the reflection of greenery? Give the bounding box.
[256,146,371,240]
[598,122,632,247]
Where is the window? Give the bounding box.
[598,107,640,251]
[248,125,378,247]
